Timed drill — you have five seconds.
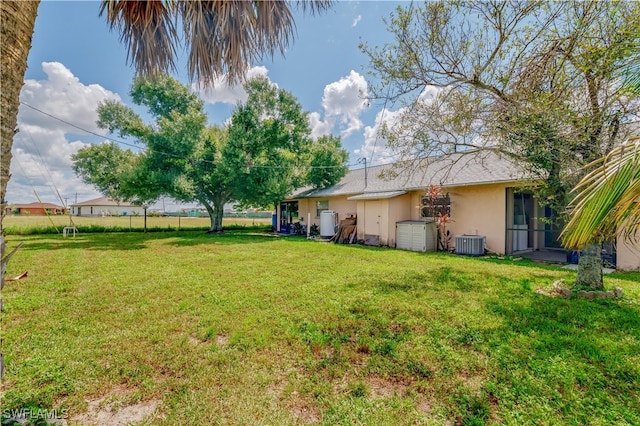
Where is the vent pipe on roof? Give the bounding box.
[358,157,368,189]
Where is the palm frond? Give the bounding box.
[101,0,333,84]
[622,59,640,95]
[180,0,294,85]
[561,136,640,249]
[294,0,334,15]
[100,0,179,78]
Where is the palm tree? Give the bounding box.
[561,136,640,289]
[0,0,332,295]
[560,36,639,290]
[1,0,40,284]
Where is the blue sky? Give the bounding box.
[9,0,409,209]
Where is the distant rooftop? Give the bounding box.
[70,196,138,207]
[9,202,65,209]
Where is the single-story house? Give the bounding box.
[279,150,640,271]
[70,197,144,217]
[5,202,66,215]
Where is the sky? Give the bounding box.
[8,0,410,210]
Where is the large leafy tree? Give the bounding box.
[72,142,142,203]
[75,76,348,231]
[225,76,348,208]
[561,45,640,286]
[0,0,332,288]
[361,0,639,289]
[76,76,233,233]
[362,1,638,202]
[307,135,349,190]
[562,40,640,254]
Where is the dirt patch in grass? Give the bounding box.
[188,335,203,346]
[70,387,160,425]
[365,375,410,398]
[290,401,321,424]
[216,333,230,347]
[416,398,433,414]
[456,371,484,393]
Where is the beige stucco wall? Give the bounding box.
[352,185,509,250]
[617,230,640,271]
[446,183,509,254]
[328,196,358,222]
[296,198,313,227]
[406,184,509,253]
[353,196,413,246]
[287,196,356,232]
[290,183,510,252]
[387,194,413,246]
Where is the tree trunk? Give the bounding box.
[0,0,40,382]
[573,244,604,290]
[201,201,224,233]
[1,1,39,227]
[1,1,40,279]
[210,203,224,233]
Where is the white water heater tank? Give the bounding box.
[320,210,337,238]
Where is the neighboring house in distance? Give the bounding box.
[6,202,66,215]
[70,197,144,217]
[279,150,640,271]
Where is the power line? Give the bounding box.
[19,101,363,170]
[22,126,67,208]
[19,101,184,161]
[368,0,416,166]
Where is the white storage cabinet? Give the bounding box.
[396,220,437,252]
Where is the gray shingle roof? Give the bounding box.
[289,150,530,199]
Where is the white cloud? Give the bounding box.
[308,111,334,139]
[19,62,120,135]
[321,70,369,137]
[355,108,403,165]
[195,66,270,105]
[352,15,362,27]
[418,85,441,103]
[6,62,120,204]
[355,85,448,165]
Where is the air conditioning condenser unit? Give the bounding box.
[455,235,485,256]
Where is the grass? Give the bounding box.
[3,215,271,235]
[1,231,639,425]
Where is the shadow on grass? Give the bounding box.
[12,229,281,252]
[484,293,640,391]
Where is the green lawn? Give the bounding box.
[3,215,271,234]
[1,231,639,425]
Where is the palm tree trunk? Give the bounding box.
[573,244,604,290]
[0,0,40,382]
[1,0,40,281]
[1,1,40,219]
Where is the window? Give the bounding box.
[316,200,329,217]
[420,193,450,218]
